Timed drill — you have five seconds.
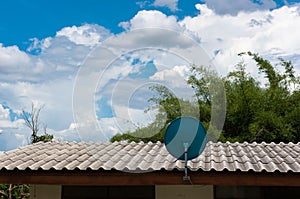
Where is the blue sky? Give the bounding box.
[1,0,300,151]
[1,0,294,49]
[0,0,200,50]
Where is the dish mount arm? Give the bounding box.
[183,142,190,181]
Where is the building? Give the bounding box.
[0,141,299,199]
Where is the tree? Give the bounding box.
[111,52,300,143]
[0,103,54,199]
[0,184,30,199]
[243,52,299,142]
[111,66,219,143]
[221,61,263,142]
[22,103,53,143]
[221,52,299,142]
[111,85,199,143]
[187,64,226,141]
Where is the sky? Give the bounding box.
[1,0,300,151]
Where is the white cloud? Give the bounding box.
[0,105,10,120]
[0,44,31,68]
[93,5,300,141]
[98,118,122,137]
[119,10,181,31]
[180,4,300,75]
[95,106,160,139]
[0,104,24,129]
[0,44,72,82]
[1,3,300,150]
[0,44,35,81]
[136,1,151,9]
[27,37,52,53]
[153,0,179,11]
[0,104,29,150]
[56,24,111,47]
[72,10,221,142]
[0,24,110,149]
[0,131,31,151]
[0,24,112,145]
[0,79,76,148]
[202,0,277,15]
[24,24,112,80]
[150,65,190,87]
[0,79,75,131]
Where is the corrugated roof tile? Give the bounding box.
[64,160,80,170]
[99,153,111,162]
[17,159,35,170]
[112,159,127,170]
[54,153,69,162]
[88,160,103,170]
[77,160,91,170]
[288,162,300,172]
[77,154,90,162]
[0,141,299,173]
[52,160,68,170]
[292,144,300,152]
[29,160,46,170]
[41,159,58,170]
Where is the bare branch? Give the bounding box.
[22,102,50,143]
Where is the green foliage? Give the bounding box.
[222,52,300,142]
[187,64,226,140]
[111,52,300,143]
[222,62,262,141]
[111,85,199,143]
[32,133,54,143]
[111,65,220,143]
[0,184,30,199]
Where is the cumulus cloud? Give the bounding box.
[1,3,300,150]
[56,24,111,47]
[0,79,77,149]
[0,104,30,151]
[93,5,300,140]
[0,44,31,68]
[202,0,277,15]
[136,1,151,9]
[150,65,190,87]
[0,24,112,149]
[119,10,181,31]
[180,4,300,74]
[0,44,39,82]
[0,42,76,82]
[115,11,202,53]
[1,79,75,130]
[26,24,112,77]
[0,104,23,128]
[153,0,179,11]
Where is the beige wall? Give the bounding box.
[156,185,214,199]
[30,185,61,199]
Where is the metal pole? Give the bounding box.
[183,142,190,181]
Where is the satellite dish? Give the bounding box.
[164,116,207,180]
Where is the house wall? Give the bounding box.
[156,185,214,199]
[30,185,61,199]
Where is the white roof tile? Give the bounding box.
[0,141,299,173]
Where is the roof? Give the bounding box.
[0,141,299,173]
